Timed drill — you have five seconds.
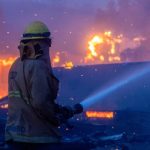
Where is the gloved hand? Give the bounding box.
[54,103,83,123]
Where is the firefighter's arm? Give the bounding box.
[30,60,60,126]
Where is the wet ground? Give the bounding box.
[0,109,150,149]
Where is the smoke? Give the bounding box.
[95,0,150,62]
[121,42,150,62]
[0,0,106,59]
[95,0,150,35]
[0,0,149,62]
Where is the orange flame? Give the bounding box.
[84,31,123,64]
[0,57,17,99]
[86,111,114,119]
[0,57,17,66]
[88,35,103,57]
[52,52,60,66]
[62,61,74,69]
[52,52,74,69]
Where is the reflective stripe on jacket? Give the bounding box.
[9,91,21,98]
[5,58,61,143]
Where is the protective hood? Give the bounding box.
[18,40,53,72]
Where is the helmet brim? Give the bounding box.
[21,36,50,41]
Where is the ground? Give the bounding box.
[0,109,150,149]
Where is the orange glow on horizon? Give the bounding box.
[86,111,114,119]
[0,57,17,66]
[0,57,17,99]
[62,61,74,69]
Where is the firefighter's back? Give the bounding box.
[5,58,61,143]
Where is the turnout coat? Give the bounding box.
[5,58,61,143]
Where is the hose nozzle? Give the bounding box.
[73,103,83,114]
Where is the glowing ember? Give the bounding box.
[86,111,114,119]
[62,61,74,69]
[0,104,8,109]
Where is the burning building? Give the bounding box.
[0,0,150,149]
[0,30,146,98]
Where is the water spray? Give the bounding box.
[81,64,150,110]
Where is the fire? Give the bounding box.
[52,52,60,65]
[0,57,16,99]
[52,51,74,69]
[0,57,17,66]
[62,61,74,69]
[84,31,123,64]
[88,36,103,57]
[0,31,146,99]
[86,111,114,119]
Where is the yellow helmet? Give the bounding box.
[21,21,51,41]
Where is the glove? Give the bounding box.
[54,103,83,128]
[54,103,83,120]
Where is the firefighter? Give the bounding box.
[5,21,83,150]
